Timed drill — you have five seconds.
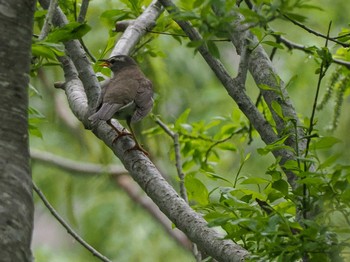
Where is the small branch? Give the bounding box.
[283,15,350,48]
[31,149,192,250]
[305,22,333,160]
[31,149,127,175]
[155,118,187,202]
[275,34,350,69]
[33,183,112,262]
[114,175,192,250]
[159,0,278,150]
[55,55,89,122]
[77,0,89,23]
[38,0,58,40]
[43,0,249,260]
[155,117,202,261]
[233,40,250,88]
[204,127,247,164]
[39,0,101,117]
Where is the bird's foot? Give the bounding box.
[107,120,132,141]
[125,143,149,156]
[107,120,149,156]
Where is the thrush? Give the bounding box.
[89,55,154,153]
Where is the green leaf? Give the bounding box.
[258,83,281,95]
[28,83,41,98]
[29,123,43,138]
[100,9,132,22]
[187,40,204,49]
[257,135,294,155]
[201,170,233,185]
[284,12,307,23]
[272,179,289,196]
[313,136,341,150]
[207,40,220,58]
[32,44,57,60]
[175,109,191,130]
[271,100,284,118]
[262,41,284,49]
[185,176,209,206]
[46,22,91,43]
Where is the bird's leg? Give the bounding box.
[107,119,133,142]
[126,121,149,156]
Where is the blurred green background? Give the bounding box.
[30,0,350,261]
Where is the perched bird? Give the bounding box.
[89,55,154,153]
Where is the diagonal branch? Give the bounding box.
[31,149,192,251]
[33,183,112,262]
[38,0,249,261]
[39,0,100,119]
[159,0,300,188]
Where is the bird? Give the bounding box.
[89,55,154,154]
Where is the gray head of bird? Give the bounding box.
[99,55,137,72]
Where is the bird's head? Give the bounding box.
[99,55,137,72]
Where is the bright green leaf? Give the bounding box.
[185,176,209,206]
[271,100,284,118]
[46,22,91,43]
[262,41,284,49]
[272,179,289,196]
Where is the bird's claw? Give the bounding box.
[125,144,149,156]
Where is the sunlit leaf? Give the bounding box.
[185,176,209,205]
[46,22,91,43]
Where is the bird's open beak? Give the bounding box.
[98,59,111,67]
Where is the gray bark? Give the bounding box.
[38,0,250,260]
[0,0,36,261]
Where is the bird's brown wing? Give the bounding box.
[88,103,125,124]
[131,78,154,123]
[103,73,138,104]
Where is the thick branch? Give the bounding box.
[39,0,100,120]
[40,0,248,260]
[159,0,300,187]
[110,1,162,56]
[31,149,192,250]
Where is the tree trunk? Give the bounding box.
[0,0,36,261]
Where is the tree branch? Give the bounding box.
[39,0,100,119]
[38,0,249,261]
[38,0,58,40]
[283,15,350,48]
[155,118,188,202]
[33,183,112,262]
[31,149,127,175]
[110,1,162,56]
[159,0,301,188]
[31,149,192,251]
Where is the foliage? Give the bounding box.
[29,0,350,261]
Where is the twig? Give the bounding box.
[155,118,202,261]
[275,34,350,69]
[204,127,247,164]
[31,149,192,250]
[31,149,127,175]
[33,183,112,262]
[38,0,58,40]
[154,118,187,202]
[40,0,250,259]
[283,15,350,48]
[305,21,333,160]
[77,0,89,23]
